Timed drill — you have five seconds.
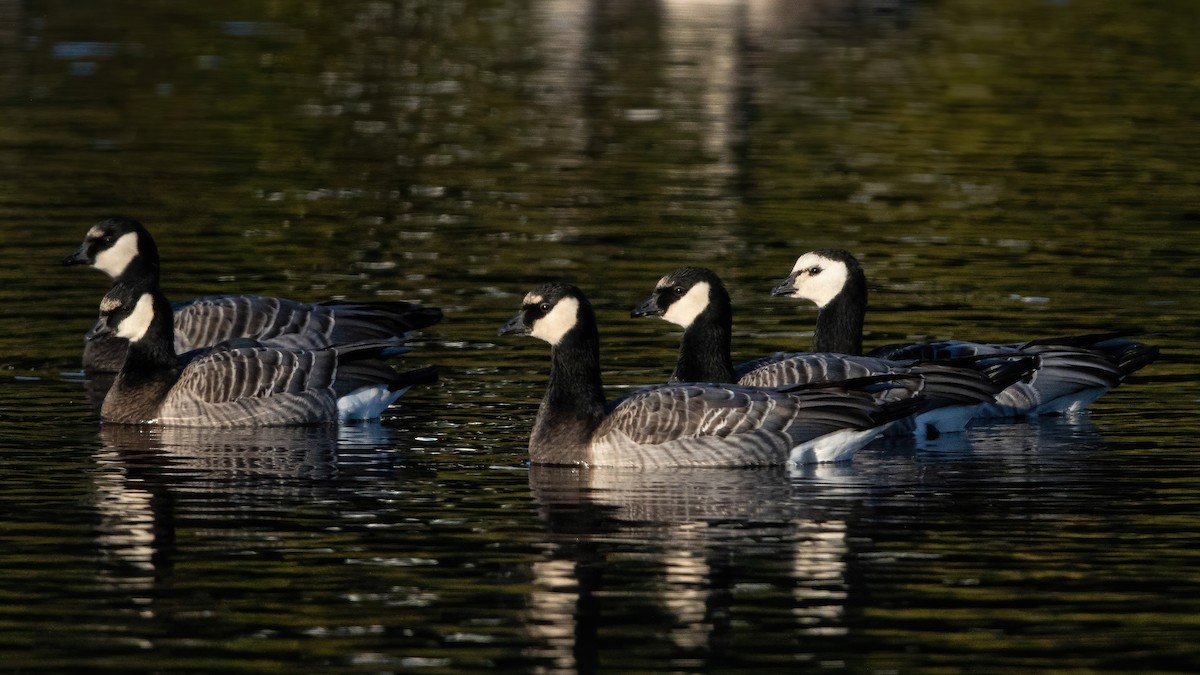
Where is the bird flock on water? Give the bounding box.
[63,217,1159,468]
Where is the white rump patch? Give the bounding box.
[788,252,848,308]
[531,296,579,346]
[338,385,405,421]
[661,281,710,329]
[789,427,882,464]
[93,231,140,278]
[115,293,156,343]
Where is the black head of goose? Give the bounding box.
[772,249,1160,417]
[499,282,925,467]
[64,216,443,373]
[63,215,160,287]
[634,267,1036,437]
[88,285,437,427]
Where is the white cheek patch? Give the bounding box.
[789,253,847,308]
[92,231,140,278]
[530,296,579,346]
[661,281,710,328]
[115,293,157,343]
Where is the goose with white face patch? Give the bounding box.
[772,249,1160,417]
[500,282,927,467]
[88,285,437,427]
[633,267,1037,438]
[63,216,443,372]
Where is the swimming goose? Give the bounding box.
[89,285,437,427]
[632,267,1035,436]
[498,282,925,467]
[63,216,442,372]
[772,249,1160,417]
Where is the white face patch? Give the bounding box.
[661,281,710,328]
[530,296,579,346]
[787,252,848,307]
[115,293,157,343]
[93,231,140,278]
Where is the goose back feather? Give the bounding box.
[502,282,923,467]
[92,287,435,427]
[65,216,441,372]
[773,249,1159,417]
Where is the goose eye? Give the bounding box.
[808,266,822,276]
[102,235,114,245]
[539,303,551,312]
[673,287,684,295]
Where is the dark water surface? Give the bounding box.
[1,0,1198,672]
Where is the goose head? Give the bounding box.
[63,216,159,280]
[631,267,727,329]
[772,249,861,308]
[499,282,591,346]
[87,290,160,344]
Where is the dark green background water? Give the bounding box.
[1,0,1198,671]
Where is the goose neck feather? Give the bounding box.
[672,298,735,384]
[812,260,867,355]
[529,317,607,465]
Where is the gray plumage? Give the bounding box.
[64,216,441,372]
[773,249,1159,416]
[633,267,1032,435]
[92,287,436,427]
[500,282,923,467]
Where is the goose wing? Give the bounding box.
[737,353,1006,407]
[588,384,883,467]
[171,296,441,353]
[867,340,1017,361]
[157,345,340,426]
[172,296,337,352]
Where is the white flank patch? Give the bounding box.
[93,231,140,278]
[115,293,157,342]
[788,252,848,308]
[661,281,710,328]
[530,296,579,346]
[338,385,405,421]
[913,404,980,436]
[789,427,882,464]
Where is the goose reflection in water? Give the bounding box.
[89,423,402,599]
[523,463,860,670]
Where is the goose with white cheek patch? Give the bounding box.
[88,286,437,427]
[633,267,1036,438]
[499,282,926,467]
[63,216,442,373]
[773,249,1160,418]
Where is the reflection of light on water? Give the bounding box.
[526,463,856,665]
[791,519,848,635]
[662,522,712,650]
[526,558,582,674]
[93,445,160,584]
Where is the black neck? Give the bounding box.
[672,306,735,384]
[113,254,162,291]
[530,322,607,464]
[812,281,867,355]
[118,293,180,380]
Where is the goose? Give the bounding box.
[88,285,437,427]
[63,216,442,372]
[632,267,1035,437]
[772,249,1160,417]
[498,282,926,467]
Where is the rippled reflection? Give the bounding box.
[90,423,400,589]
[525,463,859,670]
